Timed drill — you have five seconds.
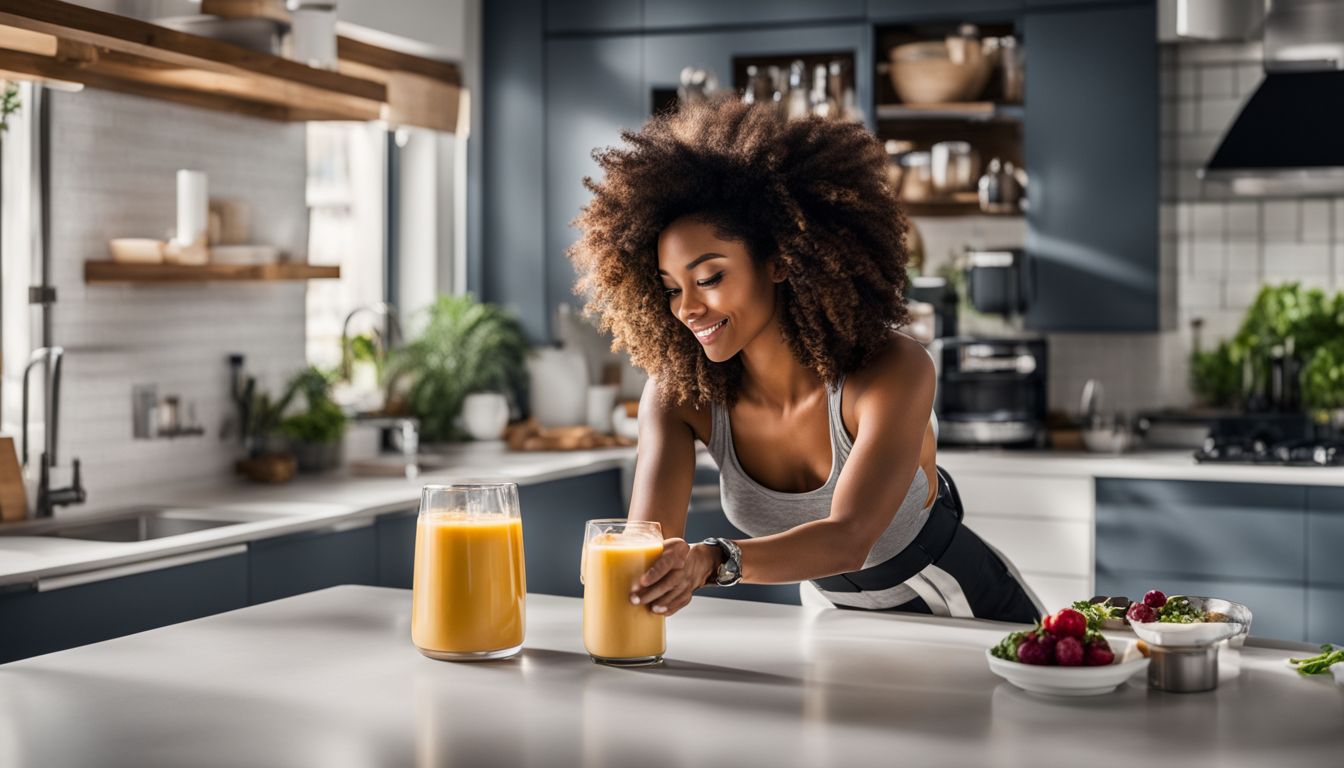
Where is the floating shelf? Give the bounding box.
[876,102,1023,122]
[0,0,463,132]
[900,200,1023,218]
[85,261,340,284]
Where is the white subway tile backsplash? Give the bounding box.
[1263,242,1331,276]
[1262,200,1301,241]
[1190,239,1225,277]
[46,89,308,497]
[1224,201,1260,239]
[1196,97,1243,134]
[1191,203,1225,239]
[1197,65,1236,98]
[1301,200,1332,243]
[1224,240,1260,278]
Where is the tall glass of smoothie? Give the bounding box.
[412,483,526,661]
[581,519,665,666]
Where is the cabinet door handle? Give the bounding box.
[36,545,248,592]
[315,518,375,535]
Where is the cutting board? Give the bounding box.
[0,436,28,522]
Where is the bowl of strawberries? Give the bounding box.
[986,603,1148,696]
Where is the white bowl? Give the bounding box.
[985,639,1148,697]
[1126,597,1251,649]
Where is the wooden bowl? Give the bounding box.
[888,41,993,104]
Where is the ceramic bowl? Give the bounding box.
[1126,597,1251,649]
[985,638,1148,696]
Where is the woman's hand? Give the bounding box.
[629,538,720,616]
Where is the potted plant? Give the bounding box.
[278,367,347,472]
[386,295,528,443]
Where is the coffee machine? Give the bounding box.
[925,247,1048,447]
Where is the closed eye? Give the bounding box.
[696,272,723,288]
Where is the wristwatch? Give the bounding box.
[700,537,742,587]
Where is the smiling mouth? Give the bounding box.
[693,318,727,342]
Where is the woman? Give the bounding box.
[568,98,1042,623]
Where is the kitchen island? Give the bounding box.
[1,585,1339,768]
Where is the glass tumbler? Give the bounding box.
[581,519,666,666]
[411,483,526,661]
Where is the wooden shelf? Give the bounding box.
[876,102,1023,122]
[85,261,340,284]
[0,0,463,132]
[900,199,1022,218]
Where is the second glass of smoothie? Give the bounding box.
[581,519,665,666]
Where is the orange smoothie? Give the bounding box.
[412,512,526,656]
[583,535,665,661]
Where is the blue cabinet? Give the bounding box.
[518,470,627,597]
[547,0,641,33]
[686,487,801,606]
[0,548,248,664]
[1307,488,1344,644]
[376,509,418,589]
[644,0,865,29]
[1023,2,1159,331]
[247,523,379,605]
[867,0,1022,21]
[544,35,646,334]
[1095,479,1309,642]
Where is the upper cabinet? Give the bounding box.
[867,1,1023,22]
[643,1,865,30]
[1023,2,1159,331]
[546,0,642,33]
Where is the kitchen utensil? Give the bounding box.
[1127,597,1252,693]
[412,483,526,661]
[291,2,338,70]
[526,347,589,428]
[0,436,28,522]
[984,639,1148,697]
[209,198,252,245]
[462,392,510,441]
[899,151,934,201]
[582,518,665,666]
[931,141,980,194]
[977,157,1024,214]
[108,238,165,264]
[884,139,914,192]
[888,39,993,104]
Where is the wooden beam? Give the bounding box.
[85,261,341,283]
[337,35,460,85]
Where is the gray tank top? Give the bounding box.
[706,377,934,609]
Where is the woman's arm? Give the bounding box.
[626,377,698,539]
[736,337,936,583]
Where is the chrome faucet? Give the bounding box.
[340,302,402,381]
[22,347,86,518]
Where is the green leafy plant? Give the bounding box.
[1301,338,1344,411]
[0,81,20,133]
[1190,283,1344,409]
[1289,644,1344,676]
[278,367,347,445]
[386,295,529,442]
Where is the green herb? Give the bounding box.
[1301,338,1344,411]
[1071,599,1125,631]
[1157,595,1205,624]
[1288,644,1344,676]
[990,627,1036,662]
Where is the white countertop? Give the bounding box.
[0,445,637,589]
[940,447,1344,485]
[1,585,1338,768]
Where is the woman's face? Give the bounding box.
[657,216,780,364]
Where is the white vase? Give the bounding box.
[462,392,510,440]
[526,347,589,428]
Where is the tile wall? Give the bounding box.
[45,88,309,498]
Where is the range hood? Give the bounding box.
[1201,0,1344,196]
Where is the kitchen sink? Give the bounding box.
[34,507,266,543]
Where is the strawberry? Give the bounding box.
[1018,634,1057,666]
[1127,603,1157,623]
[1044,607,1087,639]
[1084,638,1116,666]
[1055,636,1084,666]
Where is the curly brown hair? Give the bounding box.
[569,97,910,408]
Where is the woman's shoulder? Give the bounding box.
[640,376,714,443]
[843,331,935,406]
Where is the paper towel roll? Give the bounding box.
[175,169,208,247]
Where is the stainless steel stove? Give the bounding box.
[1192,413,1344,466]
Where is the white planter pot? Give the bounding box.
[462,392,511,440]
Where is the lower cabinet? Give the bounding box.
[247,523,380,605]
[376,509,418,589]
[0,547,249,664]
